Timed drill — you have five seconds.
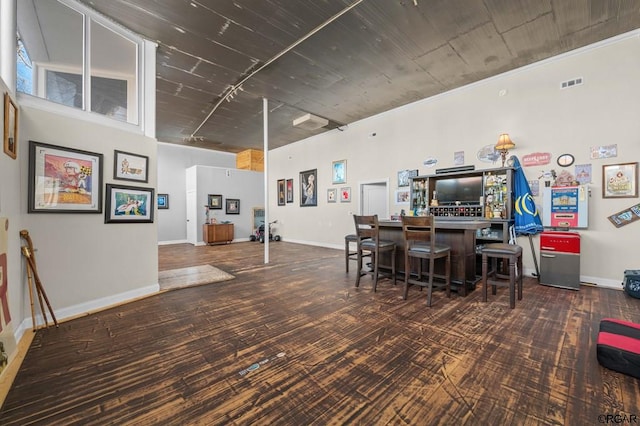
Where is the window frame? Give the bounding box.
[17,0,148,135]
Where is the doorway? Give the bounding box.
[359,179,389,218]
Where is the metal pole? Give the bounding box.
[263,97,269,264]
[529,234,540,279]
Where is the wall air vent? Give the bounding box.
[293,113,329,130]
[560,77,583,89]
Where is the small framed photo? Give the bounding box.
[157,194,169,209]
[332,160,346,184]
[395,189,410,204]
[340,187,351,203]
[300,169,317,207]
[113,150,149,183]
[28,140,103,213]
[398,169,419,187]
[3,92,18,159]
[226,198,240,214]
[277,179,286,206]
[208,194,223,209]
[603,162,638,198]
[105,184,154,223]
[286,178,294,203]
[327,188,337,203]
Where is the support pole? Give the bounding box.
[528,234,540,279]
[263,97,269,264]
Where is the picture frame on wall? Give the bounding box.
[157,194,169,209]
[602,162,638,198]
[286,178,294,203]
[208,194,223,209]
[3,93,18,159]
[327,188,337,203]
[113,150,149,183]
[397,169,418,187]
[340,187,351,202]
[104,184,154,223]
[226,198,240,214]
[277,179,286,206]
[332,159,346,184]
[28,140,103,213]
[300,169,317,206]
[395,189,410,204]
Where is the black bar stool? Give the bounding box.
[481,243,523,309]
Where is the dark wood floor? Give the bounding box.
[1,241,639,425]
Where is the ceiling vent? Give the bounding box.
[560,77,583,89]
[293,113,329,130]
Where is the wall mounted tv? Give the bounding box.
[434,176,483,205]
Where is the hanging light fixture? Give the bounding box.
[495,133,516,167]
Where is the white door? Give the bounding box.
[186,190,197,245]
[360,181,388,218]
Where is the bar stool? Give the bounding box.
[481,243,523,309]
[401,215,451,307]
[353,214,396,291]
[344,234,358,272]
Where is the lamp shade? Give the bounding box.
[495,133,515,150]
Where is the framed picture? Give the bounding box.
[327,188,337,203]
[3,93,18,159]
[226,198,240,214]
[340,187,351,202]
[113,150,149,183]
[332,159,346,184]
[603,162,638,198]
[398,169,419,187]
[208,194,223,209]
[395,189,410,204]
[286,178,294,203]
[28,140,103,213]
[157,193,169,209]
[300,169,317,206]
[105,184,154,223]
[277,179,286,206]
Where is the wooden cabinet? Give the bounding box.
[203,223,234,244]
[410,167,514,244]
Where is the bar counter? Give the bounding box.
[378,219,490,296]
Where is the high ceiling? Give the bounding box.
[78,0,640,153]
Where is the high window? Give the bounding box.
[17,0,141,126]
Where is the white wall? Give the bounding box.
[268,32,640,288]
[157,143,236,243]
[19,106,159,319]
[188,165,264,243]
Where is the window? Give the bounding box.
[17,0,142,127]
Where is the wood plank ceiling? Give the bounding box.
[79,0,640,153]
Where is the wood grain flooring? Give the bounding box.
[0,241,639,425]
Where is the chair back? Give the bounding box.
[401,215,436,250]
[353,214,380,240]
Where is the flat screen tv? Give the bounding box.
[434,176,483,205]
